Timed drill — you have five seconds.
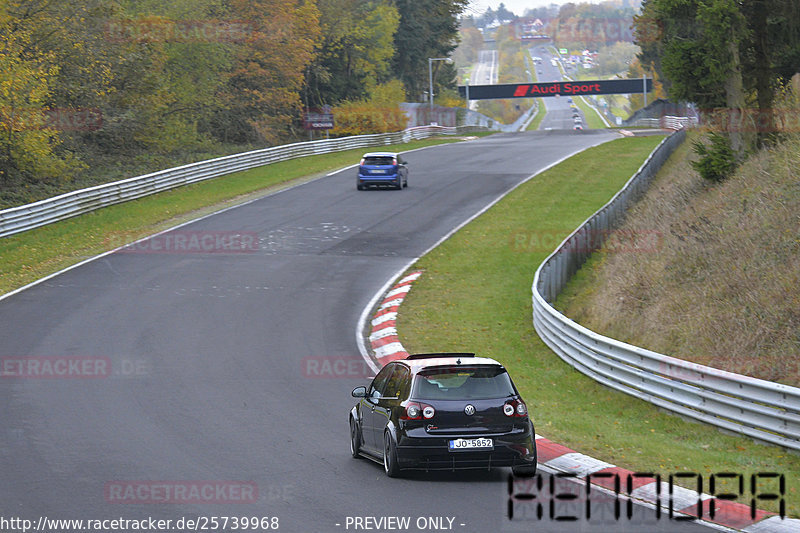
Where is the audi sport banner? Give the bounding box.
[459,78,652,100]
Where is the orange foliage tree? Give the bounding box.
[222,0,321,144]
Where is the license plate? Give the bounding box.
[448,438,493,451]
[371,169,386,174]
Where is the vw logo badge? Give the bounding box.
[464,404,476,416]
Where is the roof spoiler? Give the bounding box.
[405,353,476,360]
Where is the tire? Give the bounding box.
[394,180,402,190]
[383,431,400,477]
[357,184,365,191]
[512,463,537,478]
[349,417,361,458]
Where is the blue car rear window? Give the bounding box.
[363,157,394,165]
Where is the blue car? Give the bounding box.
[357,152,408,190]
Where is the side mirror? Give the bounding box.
[351,386,367,398]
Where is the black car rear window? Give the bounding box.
[412,366,516,400]
[363,156,394,165]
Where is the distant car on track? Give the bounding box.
[574,124,583,130]
[357,152,408,190]
[348,353,537,477]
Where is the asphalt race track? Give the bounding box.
[0,131,711,532]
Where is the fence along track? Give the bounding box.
[531,129,800,450]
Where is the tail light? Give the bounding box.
[504,399,528,417]
[392,158,397,166]
[359,158,365,166]
[403,403,421,419]
[402,402,435,420]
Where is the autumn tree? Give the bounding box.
[101,0,238,153]
[0,1,84,187]
[304,0,399,108]
[215,0,320,144]
[627,58,666,111]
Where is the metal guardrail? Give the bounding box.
[531,129,800,450]
[0,125,484,238]
[631,118,663,128]
[661,115,699,130]
[631,116,699,130]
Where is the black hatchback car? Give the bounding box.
[349,353,537,477]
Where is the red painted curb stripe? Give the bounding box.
[372,320,397,330]
[373,307,396,318]
[377,352,407,366]
[381,295,406,306]
[681,500,771,529]
[371,335,400,349]
[536,438,575,462]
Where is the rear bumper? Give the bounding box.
[395,427,537,471]
[357,174,400,186]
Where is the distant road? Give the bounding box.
[529,45,588,130]
[468,49,498,110]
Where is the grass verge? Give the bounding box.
[0,136,481,296]
[574,95,608,129]
[396,135,798,517]
[526,99,548,131]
